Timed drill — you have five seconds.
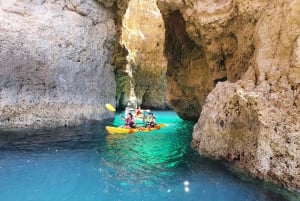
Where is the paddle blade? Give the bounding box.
[105,103,116,112]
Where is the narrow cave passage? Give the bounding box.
[161,10,210,121]
[114,0,168,110]
[114,0,235,121]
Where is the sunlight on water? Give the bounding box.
[0,111,298,201]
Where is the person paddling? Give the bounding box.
[144,112,156,128]
[136,106,143,116]
[120,113,136,128]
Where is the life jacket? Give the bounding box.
[145,116,156,127]
[126,117,136,128]
[136,109,142,115]
[125,118,131,125]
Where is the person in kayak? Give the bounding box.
[136,106,143,116]
[144,112,156,128]
[120,113,136,128]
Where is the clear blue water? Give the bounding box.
[0,111,298,201]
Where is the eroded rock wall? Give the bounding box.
[125,0,168,109]
[162,10,210,120]
[112,0,131,109]
[0,0,116,127]
[114,0,169,109]
[157,0,300,191]
[158,0,260,120]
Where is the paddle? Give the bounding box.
[105,103,116,112]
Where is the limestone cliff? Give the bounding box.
[157,0,300,191]
[113,0,169,109]
[0,0,116,127]
[1,0,299,192]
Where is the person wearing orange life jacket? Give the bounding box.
[136,106,142,116]
[144,112,156,128]
[120,113,136,128]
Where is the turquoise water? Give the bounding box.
[0,111,297,201]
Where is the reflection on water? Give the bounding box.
[0,111,298,201]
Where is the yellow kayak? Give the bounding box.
[105,124,166,134]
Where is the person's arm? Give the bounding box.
[131,118,136,127]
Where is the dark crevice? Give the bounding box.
[214,77,228,86]
[160,10,206,121]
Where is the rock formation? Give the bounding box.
[157,0,300,191]
[1,0,299,192]
[113,0,169,109]
[0,0,116,127]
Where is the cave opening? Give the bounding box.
[160,9,211,121]
[114,1,231,121]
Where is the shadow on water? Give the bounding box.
[0,123,106,152]
[0,110,299,201]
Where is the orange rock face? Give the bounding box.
[157,0,300,191]
[114,0,169,109]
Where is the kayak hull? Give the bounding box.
[105,124,166,134]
